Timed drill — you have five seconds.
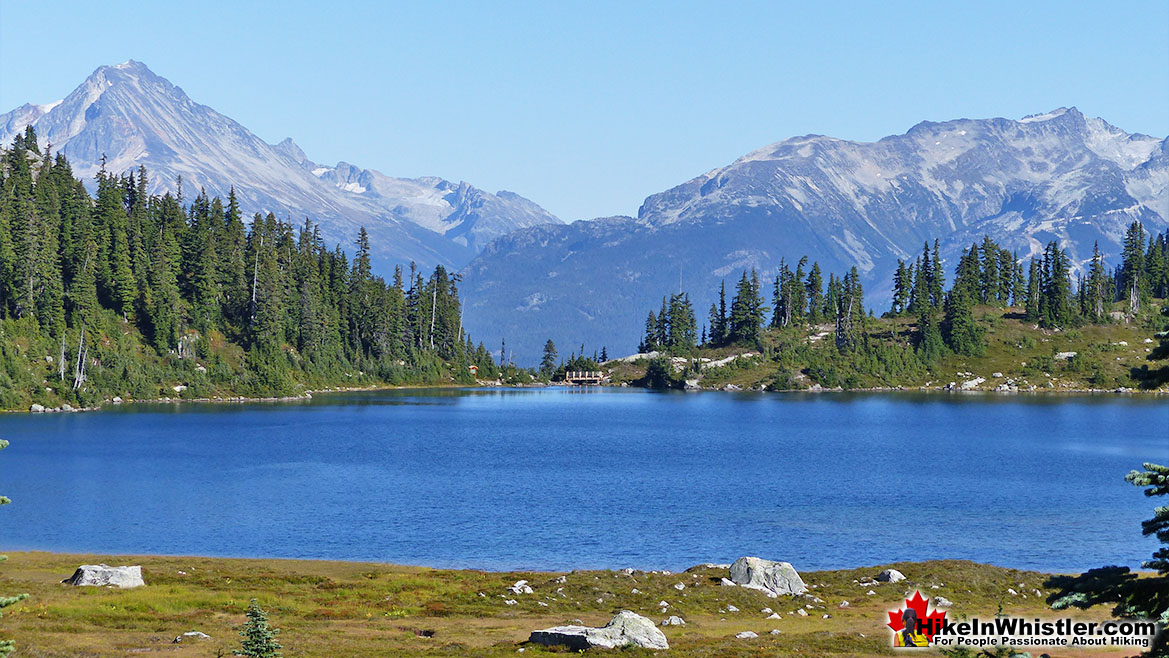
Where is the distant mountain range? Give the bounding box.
[3,64,1166,363]
[0,61,559,272]
[461,108,1168,361]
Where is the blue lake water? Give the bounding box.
[1,388,1166,573]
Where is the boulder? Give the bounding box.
[660,615,685,626]
[509,580,534,595]
[934,596,953,607]
[876,569,905,583]
[529,610,669,650]
[735,631,758,639]
[172,631,211,643]
[29,404,45,413]
[728,557,808,596]
[720,577,737,587]
[63,564,144,588]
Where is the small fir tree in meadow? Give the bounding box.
[235,599,282,658]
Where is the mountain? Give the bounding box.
[0,61,559,271]
[462,108,1169,362]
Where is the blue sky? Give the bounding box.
[1,0,1167,222]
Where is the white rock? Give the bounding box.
[876,569,905,583]
[63,565,144,588]
[172,631,211,643]
[504,599,517,605]
[766,612,781,619]
[796,609,808,616]
[631,588,640,594]
[509,580,533,595]
[934,596,953,607]
[838,601,849,608]
[673,582,685,591]
[658,600,669,608]
[761,607,773,614]
[867,589,876,595]
[551,575,567,584]
[720,577,737,587]
[1054,351,1077,360]
[736,631,758,639]
[530,610,669,650]
[959,377,985,390]
[992,372,1003,378]
[726,605,739,612]
[1007,588,1017,596]
[112,396,123,404]
[660,615,685,626]
[30,404,45,413]
[769,629,782,635]
[173,384,188,393]
[729,556,808,596]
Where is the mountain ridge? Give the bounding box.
[463,107,1168,362]
[0,60,560,271]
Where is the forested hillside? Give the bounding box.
[0,127,501,411]
[619,231,1169,391]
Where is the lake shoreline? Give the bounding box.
[5,379,1165,414]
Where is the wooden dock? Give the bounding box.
[564,371,606,385]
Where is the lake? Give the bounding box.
[1,388,1165,573]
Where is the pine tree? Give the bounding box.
[640,311,658,352]
[806,263,824,323]
[891,259,910,315]
[540,339,558,375]
[1121,220,1148,315]
[915,305,945,362]
[235,599,282,658]
[1024,259,1041,321]
[729,270,766,343]
[942,285,985,356]
[1087,242,1108,322]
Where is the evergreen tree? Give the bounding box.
[640,311,658,352]
[891,259,910,315]
[540,339,558,375]
[729,270,766,343]
[915,305,945,363]
[942,285,985,356]
[1121,220,1148,315]
[1087,242,1108,322]
[806,262,824,324]
[235,599,282,658]
[1024,259,1041,321]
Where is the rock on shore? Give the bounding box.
[63,564,144,588]
[728,556,807,597]
[529,610,668,650]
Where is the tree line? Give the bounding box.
[632,229,1167,388]
[0,126,500,406]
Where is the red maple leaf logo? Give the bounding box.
[887,590,948,641]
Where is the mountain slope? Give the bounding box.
[462,108,1169,361]
[0,61,559,271]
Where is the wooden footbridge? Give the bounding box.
[564,371,606,385]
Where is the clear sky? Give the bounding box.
[1,0,1167,222]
